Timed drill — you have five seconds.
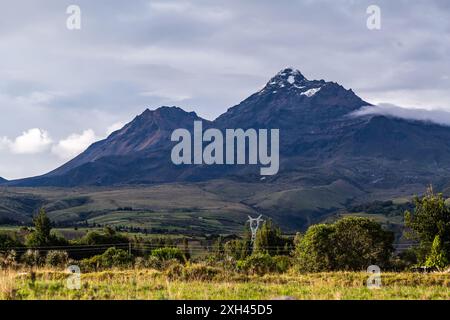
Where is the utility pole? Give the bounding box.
[247,215,264,253]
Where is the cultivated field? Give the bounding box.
[1,269,449,300]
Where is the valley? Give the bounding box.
[0,177,416,237]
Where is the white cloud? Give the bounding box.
[3,128,53,154]
[51,129,98,159]
[106,122,125,136]
[351,103,450,127]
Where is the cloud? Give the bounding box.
[0,137,10,151]
[3,128,53,154]
[51,129,98,159]
[351,103,450,127]
[106,122,125,136]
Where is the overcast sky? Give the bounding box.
[0,0,449,179]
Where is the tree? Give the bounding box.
[294,224,335,272]
[0,234,23,251]
[254,220,291,256]
[224,238,251,260]
[295,217,394,272]
[425,235,448,270]
[404,186,450,263]
[78,227,129,245]
[34,208,52,241]
[25,208,67,247]
[332,217,394,270]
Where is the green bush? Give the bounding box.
[151,247,186,263]
[81,247,132,270]
[77,227,129,245]
[405,188,450,264]
[0,234,23,251]
[295,217,394,272]
[272,255,292,273]
[237,253,276,275]
[294,224,335,272]
[425,235,449,270]
[45,250,69,268]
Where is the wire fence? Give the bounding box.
[0,241,430,255]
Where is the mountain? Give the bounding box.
[8,67,450,193]
[0,177,6,183]
[10,107,207,186]
[5,67,450,231]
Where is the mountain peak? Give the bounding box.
[141,106,196,116]
[260,67,312,94]
[277,67,306,78]
[271,67,307,80]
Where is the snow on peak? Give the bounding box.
[259,68,323,96]
[287,75,295,84]
[265,68,306,88]
[276,68,304,78]
[301,87,321,97]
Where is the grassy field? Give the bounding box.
[1,269,449,300]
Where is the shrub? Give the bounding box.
[405,187,450,264]
[182,264,220,281]
[165,263,221,281]
[331,217,394,270]
[425,235,449,271]
[295,217,394,272]
[81,247,132,270]
[272,255,292,273]
[45,250,69,268]
[78,227,129,245]
[237,253,276,275]
[165,262,184,280]
[254,220,292,256]
[0,234,22,251]
[0,250,18,269]
[21,250,42,267]
[294,224,335,272]
[146,256,163,270]
[134,256,147,269]
[223,239,251,261]
[151,247,186,263]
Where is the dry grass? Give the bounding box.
[0,270,20,300]
[0,268,449,300]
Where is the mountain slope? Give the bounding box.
[49,106,204,177]
[10,107,209,186]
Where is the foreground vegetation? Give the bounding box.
[1,186,449,300]
[1,268,449,300]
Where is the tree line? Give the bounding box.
[0,187,449,273]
